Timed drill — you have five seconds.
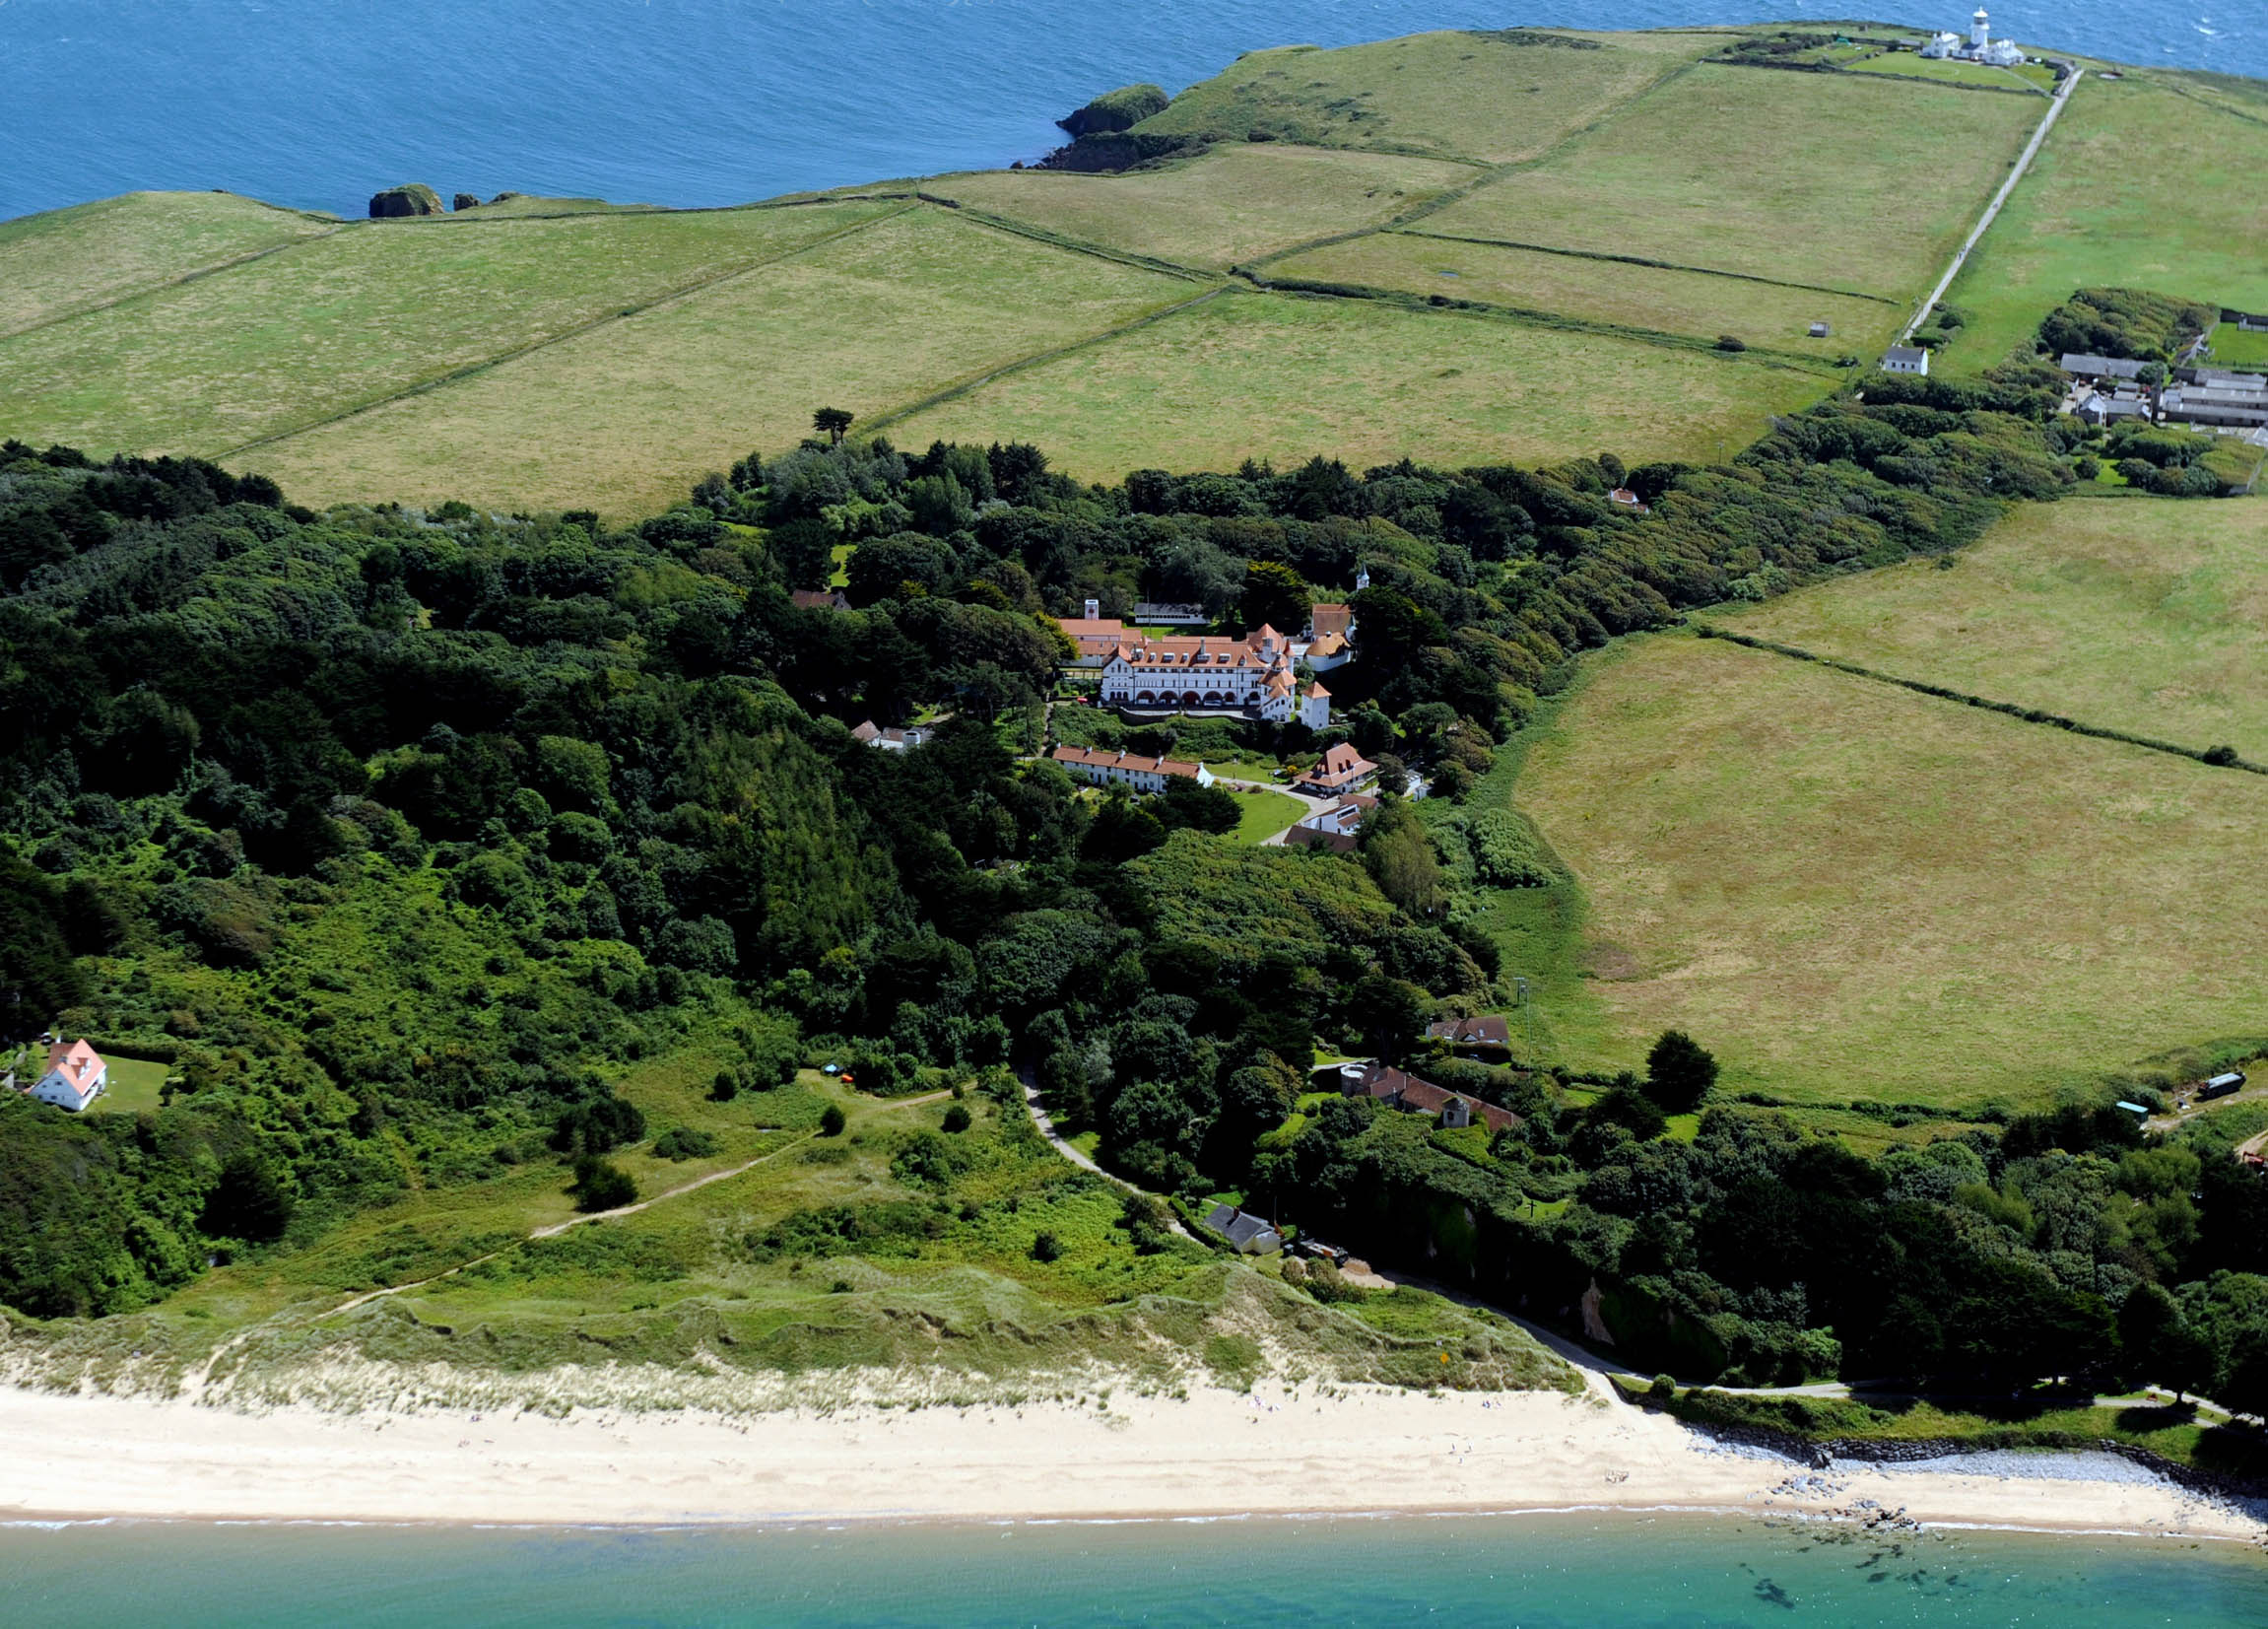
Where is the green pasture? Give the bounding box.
[1271,231,1897,353]
[929,144,1476,271]
[0,200,897,467]
[249,207,1193,516]
[1506,631,2268,1108]
[1843,53,2056,94]
[1933,71,2268,372]
[0,191,336,339]
[884,288,1823,483]
[2204,323,2268,370]
[1129,28,1711,165]
[1424,63,2043,300]
[1716,495,2268,761]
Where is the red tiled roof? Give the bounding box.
[1309,603,1352,638]
[1051,745,1201,781]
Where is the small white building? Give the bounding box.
[1918,9,2025,66]
[29,1039,106,1113]
[1881,345,1931,375]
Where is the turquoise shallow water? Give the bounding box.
[0,1,2259,223]
[4,1514,2266,1626]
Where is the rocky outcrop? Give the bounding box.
[368,184,444,219]
[1056,83,1169,137]
[1035,131,1196,174]
[452,192,483,212]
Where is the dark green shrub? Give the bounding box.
[941,1104,972,1132]
[569,1157,637,1212]
[819,1104,846,1137]
[1031,1230,1064,1262]
[652,1125,719,1162]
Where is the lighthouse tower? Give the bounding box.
[1970,7,1991,49]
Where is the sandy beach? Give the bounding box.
[0,1378,2259,1541]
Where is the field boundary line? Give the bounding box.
[1899,65,2081,343]
[1696,622,2265,775]
[914,195,1220,283]
[1234,273,1845,373]
[1241,54,1704,274]
[1387,230,1904,305]
[1712,55,2050,99]
[0,224,360,344]
[2149,76,2268,133]
[214,202,917,462]
[856,285,1231,436]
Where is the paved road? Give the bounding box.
[1899,66,2084,345]
[1015,1066,1192,1237]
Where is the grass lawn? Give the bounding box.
[1715,495,2268,760]
[0,190,336,338]
[1273,231,1898,354]
[1932,72,2268,373]
[1508,632,2268,1109]
[91,1055,170,1116]
[0,201,900,465]
[930,144,1477,271]
[2205,323,2268,371]
[1424,63,2044,300]
[245,207,1194,516]
[1131,29,1712,166]
[884,288,1828,483]
[1227,787,1308,844]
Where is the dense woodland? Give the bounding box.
[3,364,2266,1414]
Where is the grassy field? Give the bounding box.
[1505,632,2268,1108]
[246,208,1194,516]
[0,200,900,465]
[0,191,336,338]
[1933,71,2268,372]
[1714,495,2268,760]
[1270,231,1898,354]
[883,289,1825,482]
[1229,787,1308,844]
[1842,54,2055,94]
[1423,64,2043,299]
[929,144,1476,271]
[2205,322,2268,370]
[1129,29,1713,165]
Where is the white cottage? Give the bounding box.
[30,1039,106,1113]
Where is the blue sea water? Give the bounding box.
[0,0,2260,224]
[3,1512,2267,1625]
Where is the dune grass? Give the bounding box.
[245,208,1194,516]
[1271,231,1898,354]
[1424,63,2043,300]
[929,144,1476,271]
[0,201,899,465]
[884,289,1824,483]
[1130,28,1711,165]
[1509,632,2268,1108]
[0,191,336,338]
[1932,72,2268,373]
[1714,495,2268,761]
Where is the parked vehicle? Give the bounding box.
[2200,1070,2247,1101]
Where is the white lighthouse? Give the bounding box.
[1970,7,1990,49]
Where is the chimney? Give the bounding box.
[1084,598,1100,620]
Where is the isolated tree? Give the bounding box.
[569,1156,637,1213]
[819,1104,847,1137]
[1644,1029,1718,1113]
[812,406,854,444]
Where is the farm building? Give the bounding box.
[1880,345,1931,375]
[1337,1060,1521,1135]
[24,1039,106,1113]
[1050,745,1215,793]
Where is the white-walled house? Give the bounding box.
[1050,745,1216,793]
[1094,624,1332,726]
[30,1039,105,1113]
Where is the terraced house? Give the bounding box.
[1098,625,1331,727]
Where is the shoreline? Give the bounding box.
[2,1381,2259,1544]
